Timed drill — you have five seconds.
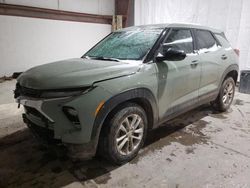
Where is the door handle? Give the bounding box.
[190,60,198,68]
[221,54,228,60]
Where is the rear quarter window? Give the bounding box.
[215,34,231,48]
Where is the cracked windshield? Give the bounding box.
[85,28,163,60]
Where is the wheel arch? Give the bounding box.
[224,70,238,84]
[91,88,158,142]
[220,64,239,86]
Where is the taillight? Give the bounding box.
[234,49,240,56]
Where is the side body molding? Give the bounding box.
[91,88,159,140]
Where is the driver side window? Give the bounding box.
[161,29,194,54]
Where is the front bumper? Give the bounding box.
[23,113,98,159]
[22,113,60,144]
[16,86,112,155]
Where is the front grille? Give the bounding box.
[24,106,54,129]
[25,106,44,119]
[14,83,42,98]
[23,114,60,144]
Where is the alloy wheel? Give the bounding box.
[222,81,234,106]
[115,114,144,155]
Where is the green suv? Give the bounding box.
[14,23,239,164]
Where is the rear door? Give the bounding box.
[194,29,222,100]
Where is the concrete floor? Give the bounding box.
[1,80,250,188]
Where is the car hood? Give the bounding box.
[18,58,140,90]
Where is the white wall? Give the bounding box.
[0,0,114,76]
[0,15,111,76]
[0,0,114,15]
[135,0,250,72]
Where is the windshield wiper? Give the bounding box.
[84,56,120,62]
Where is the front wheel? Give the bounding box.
[98,103,147,165]
[211,77,235,112]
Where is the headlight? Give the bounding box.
[40,87,92,98]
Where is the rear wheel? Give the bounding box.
[98,103,147,165]
[211,77,235,112]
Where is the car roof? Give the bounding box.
[119,23,223,34]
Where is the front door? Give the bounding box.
[155,28,201,121]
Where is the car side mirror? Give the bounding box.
[156,48,186,62]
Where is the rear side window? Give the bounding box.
[196,30,218,52]
[163,29,194,54]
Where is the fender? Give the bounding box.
[91,88,159,141]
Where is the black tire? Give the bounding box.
[211,77,235,112]
[98,103,148,165]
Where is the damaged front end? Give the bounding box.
[14,82,111,159]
